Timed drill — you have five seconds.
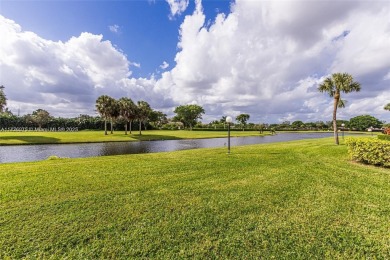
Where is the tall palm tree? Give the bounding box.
[128,104,138,134]
[137,100,151,135]
[385,103,390,111]
[118,97,137,135]
[95,95,116,135]
[109,100,120,134]
[0,85,7,113]
[318,73,361,145]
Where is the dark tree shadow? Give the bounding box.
[130,134,184,141]
[0,135,61,145]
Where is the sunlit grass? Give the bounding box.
[0,130,266,145]
[1,138,389,258]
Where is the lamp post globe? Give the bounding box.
[226,116,233,154]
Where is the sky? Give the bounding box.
[0,0,389,124]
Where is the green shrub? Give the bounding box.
[378,135,390,141]
[346,137,390,168]
[47,155,61,160]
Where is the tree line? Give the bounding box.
[1,80,390,137]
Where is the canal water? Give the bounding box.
[0,132,338,163]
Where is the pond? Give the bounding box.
[0,132,340,163]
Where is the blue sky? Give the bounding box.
[1,0,390,123]
[1,0,231,78]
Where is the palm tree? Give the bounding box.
[137,100,152,135]
[0,85,7,113]
[318,73,361,145]
[385,103,390,111]
[108,100,120,134]
[118,97,137,135]
[95,95,116,135]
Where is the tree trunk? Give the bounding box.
[104,120,107,135]
[139,121,142,135]
[333,94,340,145]
[130,121,132,134]
[110,118,113,134]
[124,122,128,135]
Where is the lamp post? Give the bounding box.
[226,116,233,154]
[341,123,345,140]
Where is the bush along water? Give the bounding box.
[346,137,390,168]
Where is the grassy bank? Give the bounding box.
[0,130,266,145]
[1,138,389,258]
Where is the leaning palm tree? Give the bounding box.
[385,103,390,111]
[118,97,137,135]
[318,73,361,145]
[137,100,152,135]
[95,95,116,135]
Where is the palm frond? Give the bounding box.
[338,99,347,108]
[318,77,335,97]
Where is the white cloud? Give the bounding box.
[131,62,141,68]
[1,0,390,123]
[166,0,189,19]
[0,15,164,117]
[160,61,169,70]
[109,24,120,34]
[154,0,390,123]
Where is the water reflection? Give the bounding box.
[0,132,338,163]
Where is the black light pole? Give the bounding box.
[226,116,232,154]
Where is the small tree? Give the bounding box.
[149,110,168,129]
[31,109,51,129]
[173,104,205,130]
[291,120,304,130]
[219,116,227,129]
[236,114,250,131]
[349,115,383,131]
[385,103,390,111]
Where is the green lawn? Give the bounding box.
[1,138,389,258]
[0,130,265,145]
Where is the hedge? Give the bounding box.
[378,135,390,141]
[345,137,390,168]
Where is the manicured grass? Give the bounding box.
[0,130,265,145]
[1,138,389,258]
